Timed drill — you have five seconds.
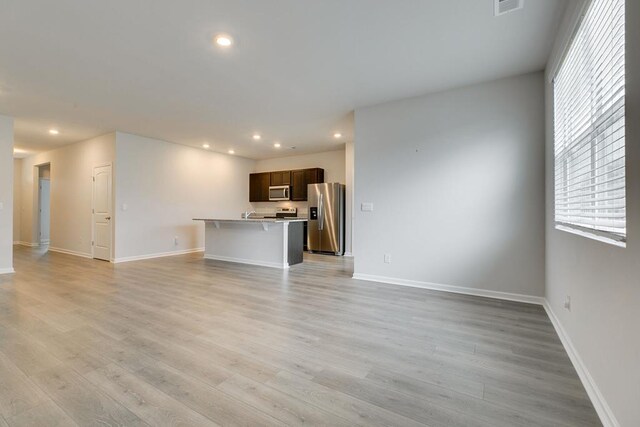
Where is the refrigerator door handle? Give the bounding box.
[318,193,324,231]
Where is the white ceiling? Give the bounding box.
[0,0,566,159]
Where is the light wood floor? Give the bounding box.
[0,245,600,426]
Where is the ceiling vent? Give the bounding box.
[495,0,524,16]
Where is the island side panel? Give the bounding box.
[203,221,287,268]
[287,222,304,266]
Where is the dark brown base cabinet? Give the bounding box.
[249,168,324,202]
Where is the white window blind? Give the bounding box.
[554,0,626,243]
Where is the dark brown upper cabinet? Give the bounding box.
[270,170,291,186]
[291,168,324,201]
[249,172,270,202]
[250,168,324,202]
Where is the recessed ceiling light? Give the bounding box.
[252,134,261,141]
[228,149,235,154]
[214,34,233,47]
[333,132,342,139]
[202,143,210,149]
[49,129,59,135]
[274,143,281,148]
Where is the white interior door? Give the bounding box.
[92,165,112,261]
[39,179,50,244]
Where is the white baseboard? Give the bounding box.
[113,248,204,264]
[48,247,92,259]
[203,254,288,269]
[352,273,545,305]
[543,300,618,427]
[0,268,15,275]
[14,241,40,247]
[343,252,354,257]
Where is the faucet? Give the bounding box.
[243,210,256,219]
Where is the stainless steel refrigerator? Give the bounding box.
[307,183,345,255]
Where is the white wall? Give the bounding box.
[13,158,22,244]
[0,115,14,274]
[544,1,639,425]
[114,132,255,261]
[19,133,115,257]
[353,73,545,299]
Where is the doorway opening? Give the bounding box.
[36,163,51,250]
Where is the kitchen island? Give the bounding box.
[193,218,306,269]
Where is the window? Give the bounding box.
[554,0,626,244]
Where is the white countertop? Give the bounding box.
[194,218,307,223]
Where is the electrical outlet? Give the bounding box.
[564,295,571,311]
[174,236,179,246]
[384,253,391,264]
[361,202,374,212]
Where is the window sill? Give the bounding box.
[555,224,626,248]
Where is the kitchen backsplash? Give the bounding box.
[250,201,309,217]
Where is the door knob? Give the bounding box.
[105,216,111,220]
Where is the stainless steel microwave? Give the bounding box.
[269,185,290,201]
